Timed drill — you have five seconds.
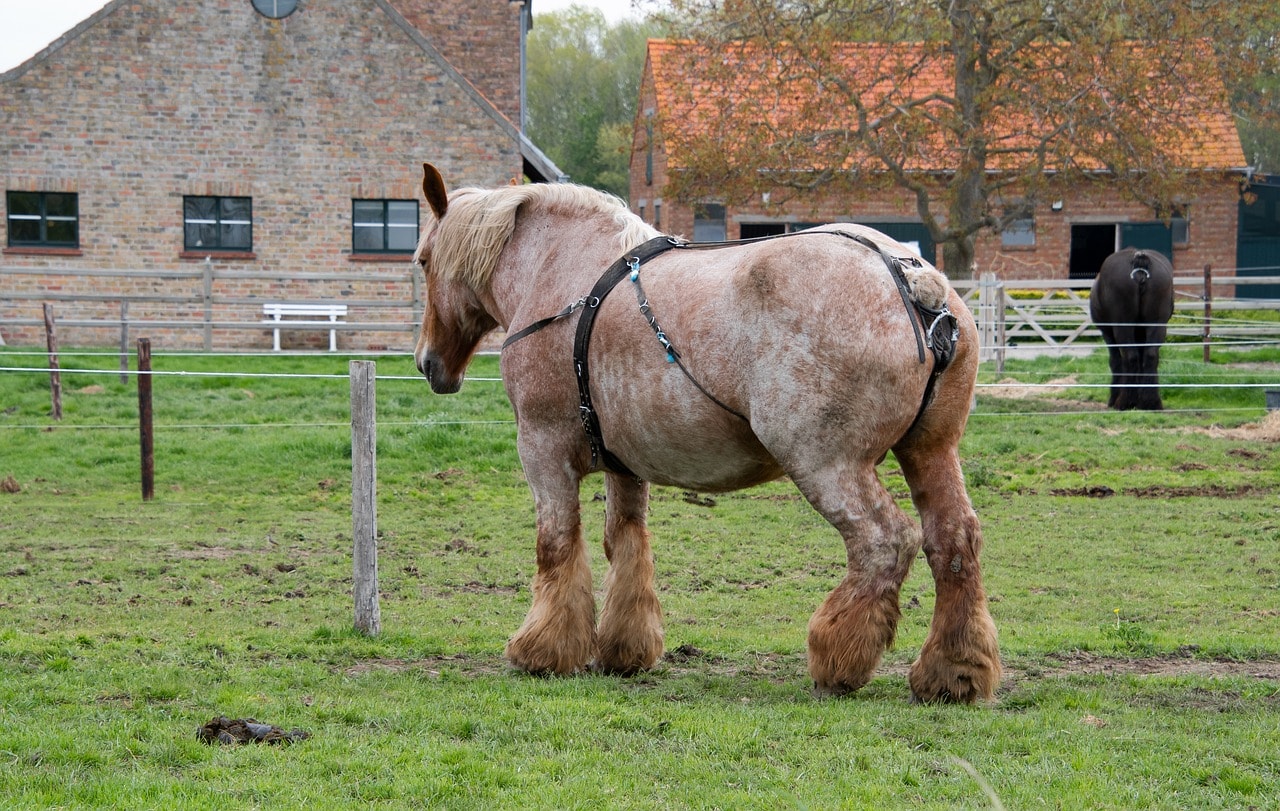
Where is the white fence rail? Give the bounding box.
[1,260,422,351]
[953,272,1280,370]
[3,263,1279,358]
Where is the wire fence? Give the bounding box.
[1,339,1276,432]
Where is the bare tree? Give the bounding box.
[655,0,1272,276]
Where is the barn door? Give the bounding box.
[1118,222,1173,257]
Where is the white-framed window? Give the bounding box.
[353,200,419,253]
[7,191,78,248]
[1002,216,1035,247]
[184,196,252,251]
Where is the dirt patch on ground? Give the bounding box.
[983,375,1081,400]
[1050,483,1274,498]
[342,648,1280,692]
[1180,410,1280,442]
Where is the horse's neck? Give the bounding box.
[490,218,631,328]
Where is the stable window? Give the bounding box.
[6,191,79,248]
[184,196,252,251]
[352,200,419,253]
[693,203,726,242]
[1168,207,1190,247]
[1002,216,1036,247]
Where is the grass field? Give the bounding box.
[1,343,1278,808]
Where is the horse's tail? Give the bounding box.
[1129,251,1151,286]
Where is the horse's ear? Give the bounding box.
[421,162,449,220]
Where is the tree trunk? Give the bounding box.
[941,236,977,281]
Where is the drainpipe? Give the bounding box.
[513,0,529,132]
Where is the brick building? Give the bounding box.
[1,0,561,349]
[632,40,1249,283]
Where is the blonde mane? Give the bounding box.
[416,183,660,290]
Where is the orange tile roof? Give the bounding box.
[646,38,1247,174]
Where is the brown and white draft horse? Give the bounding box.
[412,163,1000,702]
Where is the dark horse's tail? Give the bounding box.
[1129,250,1151,284]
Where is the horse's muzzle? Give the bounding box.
[416,350,462,395]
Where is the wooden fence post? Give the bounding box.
[202,257,214,352]
[977,273,991,362]
[1202,264,1212,364]
[995,280,1007,375]
[350,360,381,636]
[43,304,62,420]
[120,301,130,384]
[136,338,154,501]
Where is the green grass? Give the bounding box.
[1,345,1278,808]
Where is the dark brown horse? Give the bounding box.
[1090,248,1175,410]
[412,163,1000,702]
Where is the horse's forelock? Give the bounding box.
[423,183,658,291]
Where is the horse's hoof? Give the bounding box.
[811,676,868,699]
[908,658,999,704]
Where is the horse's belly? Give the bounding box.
[605,421,784,492]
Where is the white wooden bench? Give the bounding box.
[262,303,348,351]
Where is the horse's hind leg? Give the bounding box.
[895,441,1001,703]
[794,462,921,697]
[504,455,597,675]
[594,473,664,675]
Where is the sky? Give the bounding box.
[0,0,644,73]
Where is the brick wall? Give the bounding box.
[1,0,525,349]
[390,0,524,125]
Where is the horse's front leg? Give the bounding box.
[594,472,664,675]
[504,450,596,676]
[897,446,1001,703]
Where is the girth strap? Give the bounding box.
[572,237,683,475]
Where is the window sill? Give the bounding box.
[999,244,1038,252]
[4,247,83,257]
[180,251,257,260]
[349,253,414,262]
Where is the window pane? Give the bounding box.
[8,191,40,216]
[353,201,384,226]
[10,219,40,242]
[387,201,417,225]
[46,219,77,245]
[184,196,216,222]
[221,222,251,250]
[220,197,251,222]
[45,193,77,219]
[353,224,383,251]
[387,224,417,251]
[1002,218,1035,247]
[186,222,217,249]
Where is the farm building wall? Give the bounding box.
[0,0,532,350]
[630,54,1242,287]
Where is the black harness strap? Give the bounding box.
[572,237,683,475]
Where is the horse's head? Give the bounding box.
[413,163,498,394]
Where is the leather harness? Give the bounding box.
[501,231,958,477]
